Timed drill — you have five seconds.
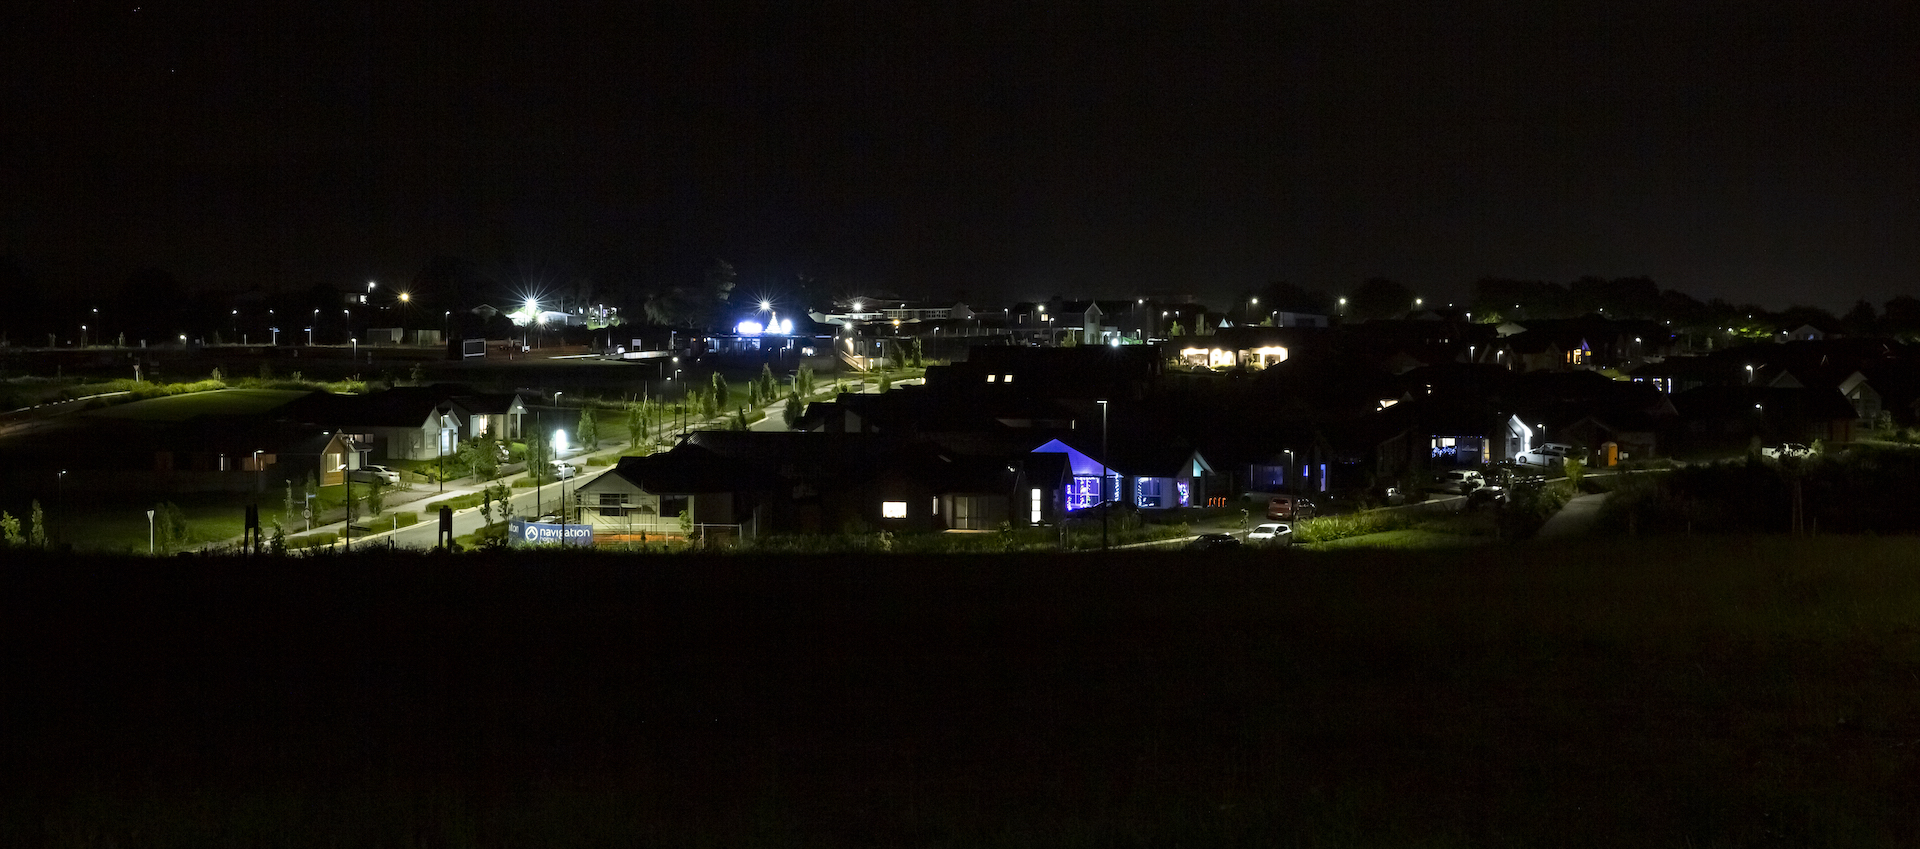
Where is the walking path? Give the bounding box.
[1536,493,1608,539]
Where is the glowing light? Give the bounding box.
[553,430,568,452]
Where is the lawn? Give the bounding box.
[1306,527,1489,549]
[80,388,310,421]
[44,492,255,552]
[8,537,1920,845]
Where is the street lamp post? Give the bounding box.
[253,449,263,494]
[146,509,155,554]
[1098,399,1110,552]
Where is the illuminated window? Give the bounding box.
[882,501,907,519]
[1003,374,1014,382]
[986,375,996,383]
[1030,488,1042,523]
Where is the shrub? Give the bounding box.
[286,532,338,550]
[394,512,419,528]
[1293,511,1418,544]
[423,492,485,514]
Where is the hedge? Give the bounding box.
[286,532,339,550]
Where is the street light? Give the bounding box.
[1098,399,1110,552]
[146,509,155,554]
[252,449,262,494]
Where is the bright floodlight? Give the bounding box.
[553,429,568,452]
[399,292,410,302]
[759,299,772,311]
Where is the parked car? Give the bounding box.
[1466,485,1508,508]
[1514,442,1576,467]
[1760,443,1811,459]
[353,465,400,484]
[1436,470,1485,493]
[1184,532,1243,551]
[551,461,577,480]
[1266,495,1316,521]
[1246,522,1293,545]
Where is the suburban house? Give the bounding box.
[574,431,1028,542]
[442,391,528,442]
[1027,437,1215,513]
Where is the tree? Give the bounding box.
[909,337,924,368]
[1842,300,1878,336]
[797,365,816,399]
[526,429,551,483]
[734,407,749,430]
[28,500,45,548]
[1256,280,1336,315]
[878,371,893,392]
[1349,277,1416,321]
[578,408,598,448]
[153,501,190,552]
[1883,296,1920,339]
[758,364,777,405]
[711,372,731,411]
[783,390,804,429]
[0,512,20,546]
[626,401,645,448]
[365,479,386,518]
[1168,320,1186,337]
[283,480,296,527]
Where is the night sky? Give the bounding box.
[6,1,1917,308]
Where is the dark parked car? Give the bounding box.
[1184,532,1244,551]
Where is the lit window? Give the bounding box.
[1030,488,1042,523]
[882,501,907,519]
[1003,374,1014,382]
[987,375,996,383]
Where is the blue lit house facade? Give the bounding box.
[1029,438,1215,514]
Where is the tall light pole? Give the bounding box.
[1099,399,1110,552]
[146,509,155,554]
[253,449,262,494]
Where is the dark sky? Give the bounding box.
[5,1,1917,309]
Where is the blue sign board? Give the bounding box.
[508,518,595,547]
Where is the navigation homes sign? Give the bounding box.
[507,518,594,547]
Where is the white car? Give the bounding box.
[1760,443,1811,459]
[1247,522,1293,545]
[1436,470,1485,493]
[551,461,577,480]
[355,465,401,484]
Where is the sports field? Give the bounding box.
[80,388,310,421]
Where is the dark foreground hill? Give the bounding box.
[5,540,1920,847]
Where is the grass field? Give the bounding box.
[7,537,1920,845]
[80,387,310,421]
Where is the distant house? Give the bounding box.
[1838,371,1883,425]
[443,391,528,442]
[1669,386,1859,453]
[575,431,1025,541]
[1028,437,1215,512]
